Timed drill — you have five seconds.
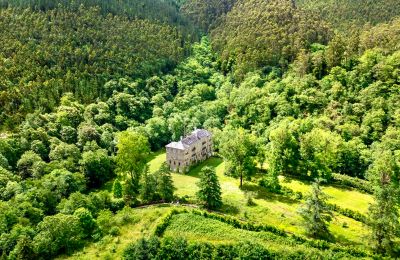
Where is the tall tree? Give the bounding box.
[156,163,175,203]
[298,179,333,240]
[116,131,150,198]
[196,166,222,209]
[219,128,257,188]
[367,150,400,255]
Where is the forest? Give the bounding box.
[0,0,400,259]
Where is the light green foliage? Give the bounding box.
[196,167,222,209]
[367,151,400,255]
[300,128,343,180]
[113,180,123,199]
[74,208,97,237]
[32,214,83,257]
[219,127,257,188]
[116,131,150,200]
[16,151,46,179]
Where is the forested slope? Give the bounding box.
[0,4,188,129]
[210,0,331,77]
[0,0,192,29]
[1,0,400,258]
[297,0,400,30]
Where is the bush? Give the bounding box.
[259,175,281,193]
[332,174,373,194]
[109,226,120,236]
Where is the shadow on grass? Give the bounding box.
[186,157,224,178]
[146,149,166,163]
[241,183,298,205]
[220,203,240,215]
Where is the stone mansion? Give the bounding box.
[166,129,213,172]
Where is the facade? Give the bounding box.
[166,129,213,173]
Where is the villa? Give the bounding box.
[166,129,213,173]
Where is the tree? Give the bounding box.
[298,179,333,240]
[73,208,97,237]
[196,167,222,209]
[219,128,257,188]
[141,168,159,203]
[80,149,113,188]
[112,179,123,199]
[300,128,343,181]
[156,163,175,203]
[16,151,46,179]
[367,150,400,255]
[116,131,150,197]
[32,214,83,257]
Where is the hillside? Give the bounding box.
[1,0,400,259]
[297,0,400,30]
[0,4,188,129]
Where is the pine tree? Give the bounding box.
[196,166,222,210]
[156,163,175,203]
[298,179,332,240]
[141,168,158,203]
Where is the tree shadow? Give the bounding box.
[220,203,240,215]
[241,183,298,205]
[186,157,224,178]
[146,149,165,163]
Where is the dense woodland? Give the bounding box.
[1,0,400,258]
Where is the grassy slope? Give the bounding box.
[59,206,174,260]
[149,151,370,246]
[65,150,372,259]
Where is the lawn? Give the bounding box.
[148,150,371,247]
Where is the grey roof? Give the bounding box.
[166,129,211,150]
[166,141,186,150]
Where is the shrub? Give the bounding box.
[332,174,373,194]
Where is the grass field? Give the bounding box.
[65,150,373,259]
[147,151,371,246]
[59,205,174,260]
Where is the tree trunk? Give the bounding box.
[240,173,243,189]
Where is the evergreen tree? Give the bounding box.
[112,179,123,199]
[141,167,159,203]
[298,179,333,240]
[367,151,400,255]
[156,163,175,203]
[196,167,222,210]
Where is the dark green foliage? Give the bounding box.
[80,149,114,188]
[181,0,237,32]
[196,166,222,209]
[155,163,175,203]
[123,233,366,259]
[123,236,160,260]
[298,179,333,240]
[0,6,186,128]
[140,169,159,203]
